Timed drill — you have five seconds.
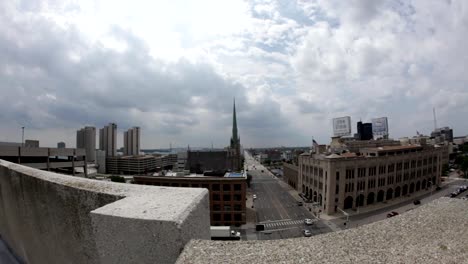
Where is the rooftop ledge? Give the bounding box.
[178,197,468,264]
[0,159,210,264]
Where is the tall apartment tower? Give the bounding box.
[99,123,117,157]
[124,127,140,156]
[76,126,96,162]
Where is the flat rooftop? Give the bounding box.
[363,145,423,152]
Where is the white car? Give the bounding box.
[303,229,312,237]
[253,194,257,199]
[304,218,314,225]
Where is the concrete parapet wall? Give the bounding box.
[178,197,468,263]
[0,159,210,264]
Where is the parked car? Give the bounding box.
[303,229,312,237]
[435,186,442,191]
[253,194,257,199]
[413,200,421,205]
[304,218,314,225]
[297,201,303,206]
[387,211,399,218]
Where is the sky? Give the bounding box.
[0,0,467,148]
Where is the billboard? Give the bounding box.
[372,117,389,136]
[332,116,352,137]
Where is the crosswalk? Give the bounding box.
[262,220,304,228]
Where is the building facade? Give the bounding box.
[77,126,96,162]
[57,142,66,148]
[283,163,298,189]
[0,145,87,176]
[133,174,247,226]
[99,123,117,157]
[298,145,448,215]
[124,127,140,156]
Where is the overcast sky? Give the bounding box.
[1,0,467,148]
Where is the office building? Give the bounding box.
[298,144,448,215]
[124,127,140,156]
[134,172,247,226]
[431,127,453,143]
[99,123,117,157]
[57,142,66,148]
[77,126,96,162]
[356,121,373,140]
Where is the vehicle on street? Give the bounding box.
[413,200,421,205]
[303,229,312,237]
[304,218,314,225]
[210,226,241,240]
[387,211,399,218]
[253,194,257,199]
[297,201,303,206]
[435,186,442,191]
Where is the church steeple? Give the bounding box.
[231,98,239,147]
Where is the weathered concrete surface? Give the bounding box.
[0,159,210,264]
[177,198,468,264]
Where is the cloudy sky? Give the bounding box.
[1,0,467,148]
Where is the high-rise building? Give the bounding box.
[431,127,453,143]
[57,142,66,148]
[99,123,117,157]
[356,121,373,140]
[124,127,140,156]
[76,127,96,162]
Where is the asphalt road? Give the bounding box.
[245,153,332,240]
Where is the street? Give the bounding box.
[244,152,332,240]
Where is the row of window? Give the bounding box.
[212,204,243,211]
[212,194,243,202]
[142,182,243,191]
[343,172,435,193]
[346,164,437,179]
[302,166,324,177]
[213,213,243,222]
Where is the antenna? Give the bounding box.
[433,108,437,130]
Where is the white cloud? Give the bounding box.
[0,0,467,148]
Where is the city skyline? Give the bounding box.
[0,1,467,148]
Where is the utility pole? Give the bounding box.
[21,127,25,147]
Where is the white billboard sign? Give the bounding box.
[372,117,389,136]
[332,116,351,137]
